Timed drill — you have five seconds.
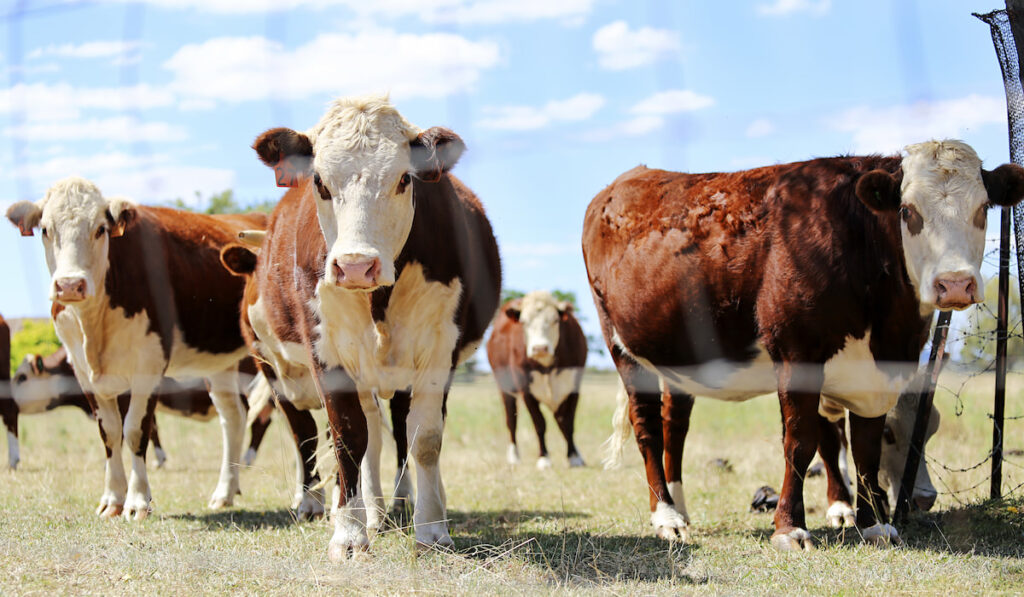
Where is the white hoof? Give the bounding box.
[208,486,235,509]
[862,523,901,546]
[651,501,689,542]
[826,501,856,528]
[568,454,585,468]
[153,447,167,469]
[242,447,257,467]
[506,444,520,465]
[415,522,455,551]
[96,492,124,518]
[296,488,325,522]
[770,528,815,551]
[536,456,552,470]
[327,534,370,562]
[124,492,152,521]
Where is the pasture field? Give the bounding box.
[3,370,1024,595]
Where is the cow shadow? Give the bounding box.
[169,508,302,531]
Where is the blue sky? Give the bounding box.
[0,0,1017,366]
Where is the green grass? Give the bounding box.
[4,370,1024,595]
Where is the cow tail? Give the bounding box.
[602,376,632,469]
[245,372,274,428]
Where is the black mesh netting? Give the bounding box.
[976,9,1024,303]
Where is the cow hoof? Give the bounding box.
[536,456,552,470]
[568,454,586,468]
[154,447,167,469]
[97,503,124,518]
[388,498,414,528]
[208,494,234,510]
[826,501,856,528]
[506,445,520,465]
[327,539,370,562]
[770,528,815,551]
[242,447,257,467]
[416,534,455,553]
[296,494,325,522]
[651,502,689,542]
[862,523,902,547]
[124,493,152,521]
[415,521,454,550]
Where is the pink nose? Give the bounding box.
[332,258,381,289]
[933,274,977,310]
[529,345,551,358]
[913,492,936,512]
[54,277,87,302]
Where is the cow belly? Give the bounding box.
[165,330,248,379]
[155,401,217,422]
[821,333,914,418]
[527,369,578,411]
[313,262,463,398]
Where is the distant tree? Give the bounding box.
[168,190,276,214]
[959,276,1024,368]
[10,320,61,373]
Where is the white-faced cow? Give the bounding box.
[6,347,274,471]
[486,291,587,469]
[6,177,267,519]
[583,140,1024,550]
[246,95,501,558]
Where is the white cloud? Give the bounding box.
[163,31,500,104]
[0,83,175,121]
[478,93,605,131]
[746,118,776,138]
[6,116,187,142]
[757,0,831,17]
[828,94,1007,154]
[28,40,143,60]
[96,0,593,23]
[592,21,679,70]
[631,89,715,115]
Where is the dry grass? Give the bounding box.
[4,370,1024,595]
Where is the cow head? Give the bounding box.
[856,140,1024,311]
[6,177,136,304]
[11,349,76,409]
[252,95,465,291]
[505,291,572,367]
[878,390,941,512]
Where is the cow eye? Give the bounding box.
[14,373,26,384]
[397,172,411,194]
[313,173,331,201]
[899,204,923,235]
[95,225,106,239]
[40,227,48,238]
[973,204,988,229]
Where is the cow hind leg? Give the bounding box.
[277,399,323,521]
[3,400,19,470]
[849,413,901,546]
[207,368,246,509]
[500,391,520,465]
[554,391,585,467]
[93,397,127,517]
[818,415,855,528]
[522,392,551,469]
[150,416,167,469]
[122,390,158,520]
[389,389,413,524]
[244,405,274,466]
[662,384,694,526]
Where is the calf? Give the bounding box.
[7,178,266,519]
[583,140,1024,549]
[6,347,274,470]
[245,95,501,558]
[486,291,587,469]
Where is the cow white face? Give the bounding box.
[6,177,135,303]
[10,352,76,412]
[507,291,572,367]
[252,95,465,291]
[856,140,1024,311]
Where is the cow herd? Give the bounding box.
[2,94,1022,559]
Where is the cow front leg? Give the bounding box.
[500,391,520,465]
[359,391,386,534]
[277,398,323,521]
[93,396,127,517]
[244,404,274,466]
[818,415,855,528]
[206,367,246,509]
[150,416,167,469]
[408,377,453,549]
[522,392,551,469]
[389,389,413,522]
[122,388,158,520]
[2,398,19,470]
[554,390,585,467]
[662,385,694,526]
[771,361,823,551]
[318,367,369,561]
[849,412,901,546]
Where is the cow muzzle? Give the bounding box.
[528,345,554,366]
[53,277,88,303]
[933,272,978,310]
[913,491,937,512]
[332,257,382,290]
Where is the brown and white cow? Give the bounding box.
[487,291,587,469]
[6,347,274,471]
[583,140,1024,550]
[245,95,501,558]
[6,177,266,519]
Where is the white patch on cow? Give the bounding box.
[248,297,321,410]
[243,447,257,467]
[536,455,552,470]
[862,522,901,546]
[328,493,370,561]
[506,443,520,465]
[206,368,246,510]
[822,332,915,418]
[667,481,689,523]
[899,140,988,309]
[651,500,688,541]
[456,339,481,367]
[770,528,814,551]
[527,369,578,412]
[154,401,217,422]
[7,431,19,470]
[826,501,856,528]
[93,397,127,516]
[153,446,167,469]
[10,357,66,414]
[518,291,566,367]
[359,391,386,533]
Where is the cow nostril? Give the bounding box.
[965,278,977,297]
[934,280,948,297]
[333,261,344,281]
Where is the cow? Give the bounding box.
[6,347,274,471]
[6,177,267,519]
[583,140,1024,550]
[244,94,501,559]
[0,314,13,467]
[486,291,587,469]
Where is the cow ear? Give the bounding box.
[106,198,137,238]
[31,354,43,376]
[410,127,465,183]
[856,169,902,212]
[6,200,43,237]
[253,127,313,188]
[982,163,1024,207]
[505,306,521,322]
[220,244,258,276]
[557,301,574,321]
